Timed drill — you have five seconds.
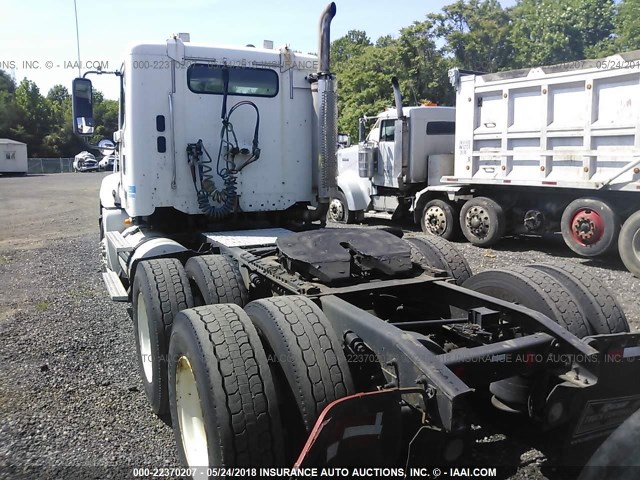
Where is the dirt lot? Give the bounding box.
[0,172,638,479]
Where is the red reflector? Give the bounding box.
[608,347,624,361]
[503,179,511,183]
[542,181,557,185]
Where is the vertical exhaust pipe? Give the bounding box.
[312,2,338,206]
[392,76,404,119]
[318,2,336,74]
[391,76,409,189]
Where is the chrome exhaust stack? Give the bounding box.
[392,76,405,120]
[391,76,409,189]
[312,2,337,205]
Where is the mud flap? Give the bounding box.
[548,333,640,465]
[294,389,403,467]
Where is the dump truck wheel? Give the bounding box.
[245,296,354,457]
[405,234,472,285]
[327,190,360,224]
[459,197,506,247]
[421,199,459,240]
[561,198,619,257]
[132,258,193,415]
[528,263,629,334]
[618,210,640,278]
[185,255,248,307]
[169,305,284,469]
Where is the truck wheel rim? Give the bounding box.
[571,208,603,245]
[329,198,345,222]
[466,206,490,239]
[425,205,447,235]
[632,227,640,264]
[176,355,208,469]
[137,294,153,384]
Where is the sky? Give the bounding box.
[0,0,515,100]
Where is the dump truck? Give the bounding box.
[72,3,640,473]
[333,57,640,277]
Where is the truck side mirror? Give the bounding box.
[72,78,95,136]
[358,118,366,143]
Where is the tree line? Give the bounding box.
[1,0,638,156]
[332,0,640,139]
[0,73,118,158]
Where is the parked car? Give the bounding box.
[73,151,99,172]
[99,153,117,171]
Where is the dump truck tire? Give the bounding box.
[169,304,284,469]
[327,190,360,224]
[459,197,506,247]
[528,263,629,334]
[618,210,640,278]
[405,234,472,285]
[185,254,248,307]
[133,258,194,415]
[421,198,459,240]
[561,198,619,257]
[245,295,354,456]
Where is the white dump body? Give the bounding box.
[447,51,640,192]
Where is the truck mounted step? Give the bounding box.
[106,230,133,253]
[102,270,129,301]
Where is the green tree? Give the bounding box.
[12,79,52,156]
[429,0,512,72]
[614,0,640,51]
[335,42,401,139]
[395,20,453,106]
[92,96,118,145]
[331,30,372,66]
[43,84,83,157]
[331,23,451,140]
[509,0,615,67]
[0,71,19,139]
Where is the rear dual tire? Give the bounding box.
[132,258,194,415]
[405,234,472,285]
[463,264,628,409]
[168,296,354,468]
[169,305,284,469]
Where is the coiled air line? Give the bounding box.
[186,66,261,220]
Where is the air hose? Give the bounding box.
[187,139,237,220]
[187,66,261,220]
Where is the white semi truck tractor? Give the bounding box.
[72,4,640,472]
[333,57,640,277]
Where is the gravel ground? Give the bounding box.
[0,173,179,479]
[0,173,637,479]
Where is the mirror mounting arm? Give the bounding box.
[82,70,122,78]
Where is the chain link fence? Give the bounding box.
[28,158,75,174]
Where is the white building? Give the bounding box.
[0,139,28,174]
